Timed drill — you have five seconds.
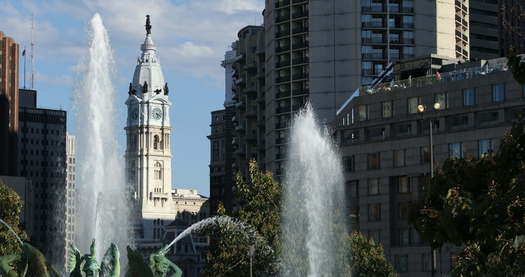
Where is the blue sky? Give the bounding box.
[0,0,264,196]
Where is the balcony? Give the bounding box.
[361,6,384,13]
[292,73,308,80]
[292,89,309,96]
[276,60,290,68]
[275,0,290,8]
[276,14,290,23]
[362,37,385,43]
[292,57,309,65]
[292,26,308,34]
[292,11,308,19]
[292,41,309,49]
[275,76,291,83]
[362,53,385,60]
[275,45,290,53]
[362,21,384,28]
[292,0,307,3]
[276,106,291,114]
[276,29,290,38]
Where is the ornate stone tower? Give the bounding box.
[125,15,173,242]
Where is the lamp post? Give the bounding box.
[417,102,441,277]
[249,245,255,277]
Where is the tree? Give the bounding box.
[346,232,398,277]
[410,121,525,276]
[204,161,281,276]
[0,181,29,256]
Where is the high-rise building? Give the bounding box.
[18,89,67,268]
[333,56,520,276]
[208,109,234,215]
[65,134,76,263]
[0,31,20,176]
[230,26,266,178]
[500,0,525,55]
[264,0,470,178]
[125,16,175,246]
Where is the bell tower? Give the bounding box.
[125,15,173,242]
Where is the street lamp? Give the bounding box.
[249,245,255,277]
[417,103,441,276]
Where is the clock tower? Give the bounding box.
[125,15,173,242]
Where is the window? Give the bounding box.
[367,152,381,169]
[382,101,393,118]
[368,230,381,244]
[154,162,162,180]
[407,97,421,114]
[420,146,430,164]
[342,130,360,145]
[402,46,414,58]
[492,83,506,102]
[435,93,447,110]
[368,203,381,221]
[479,139,493,158]
[358,105,368,121]
[393,149,406,167]
[398,228,410,246]
[449,143,464,159]
[153,135,160,150]
[463,88,477,106]
[368,178,380,195]
[343,155,355,172]
[399,202,410,220]
[421,253,432,272]
[394,255,409,272]
[397,176,410,193]
[346,180,359,198]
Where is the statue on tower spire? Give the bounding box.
[145,15,152,35]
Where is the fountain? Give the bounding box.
[281,103,348,276]
[73,13,131,257]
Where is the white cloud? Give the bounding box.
[0,0,264,86]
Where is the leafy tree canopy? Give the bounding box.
[0,181,29,256]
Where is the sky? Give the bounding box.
[0,0,265,197]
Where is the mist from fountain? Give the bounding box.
[281,103,348,276]
[73,13,131,258]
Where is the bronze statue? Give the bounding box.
[68,240,120,277]
[126,246,181,277]
[145,15,152,35]
[163,83,169,96]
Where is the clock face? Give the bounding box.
[151,107,162,120]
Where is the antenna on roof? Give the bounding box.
[30,14,35,89]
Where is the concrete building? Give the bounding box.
[230,26,266,178]
[333,56,523,276]
[208,109,234,215]
[264,0,470,178]
[18,91,67,268]
[469,0,501,60]
[165,189,209,277]
[0,31,20,176]
[65,134,76,261]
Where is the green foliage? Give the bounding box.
[508,51,525,85]
[204,161,281,277]
[410,121,525,276]
[346,232,398,277]
[0,181,29,256]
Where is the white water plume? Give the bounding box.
[74,13,131,258]
[281,103,348,277]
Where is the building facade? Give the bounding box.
[0,31,20,176]
[208,109,234,215]
[165,189,209,277]
[65,134,76,262]
[18,95,67,268]
[264,0,470,178]
[230,26,266,178]
[333,57,522,276]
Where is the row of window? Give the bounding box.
[367,202,413,222]
[343,139,494,172]
[342,83,516,125]
[347,176,417,198]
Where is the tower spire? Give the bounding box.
[145,15,152,35]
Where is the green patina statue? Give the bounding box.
[126,246,182,277]
[0,243,60,277]
[68,240,120,277]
